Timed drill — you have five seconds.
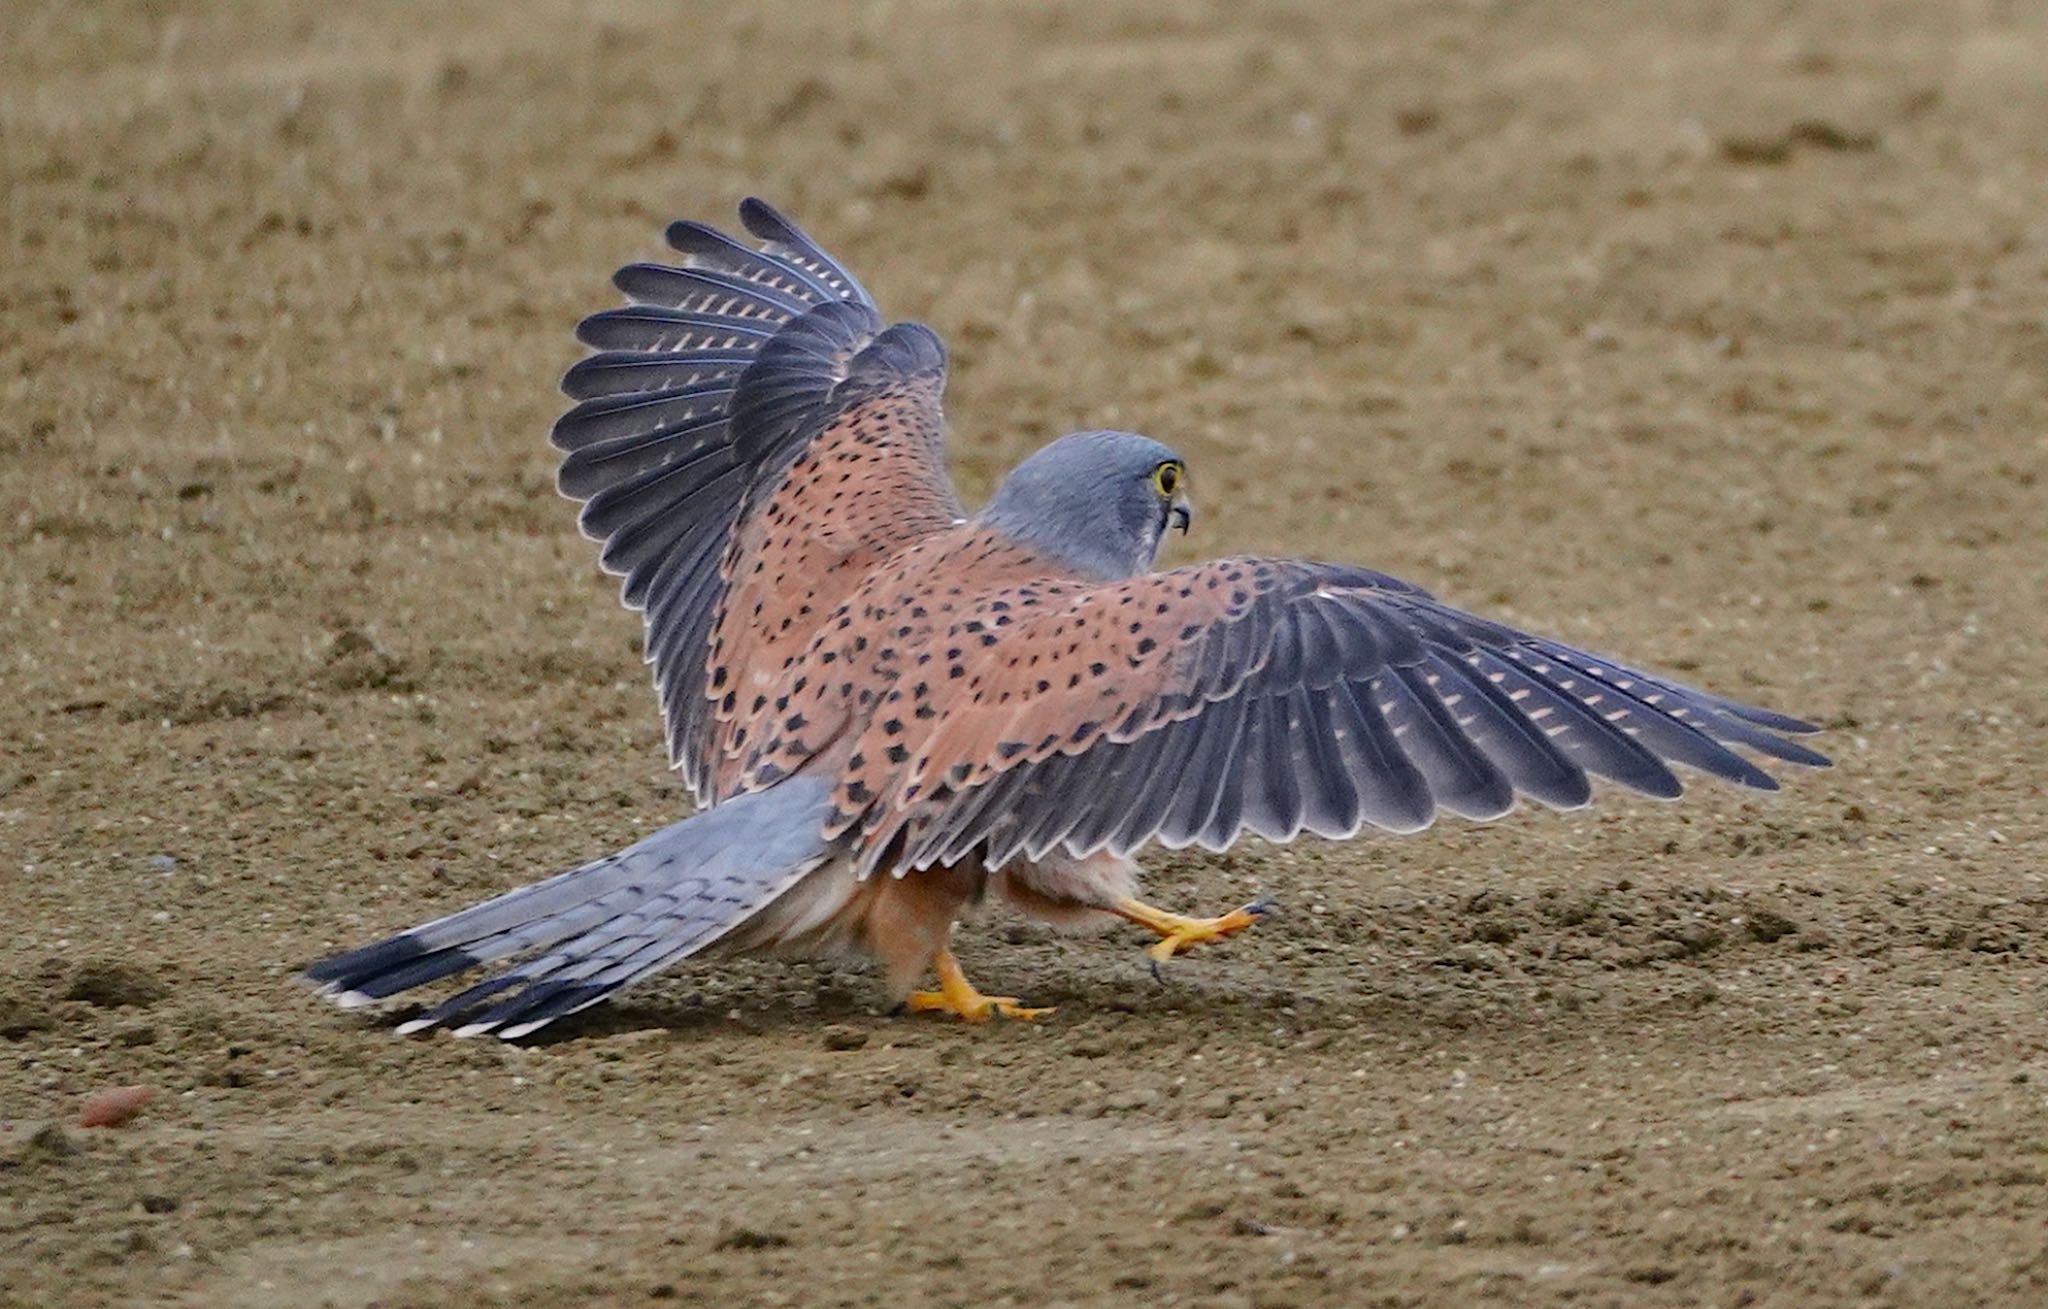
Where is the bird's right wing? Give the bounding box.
[553,200,962,801]
[819,558,1829,874]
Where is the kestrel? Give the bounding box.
[308,199,1828,1037]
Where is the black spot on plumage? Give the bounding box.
[1137,637,1157,655]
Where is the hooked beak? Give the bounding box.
[1168,498,1193,535]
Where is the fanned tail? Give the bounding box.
[305,780,836,1039]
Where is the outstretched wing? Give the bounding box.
[823,558,1828,873]
[553,200,961,801]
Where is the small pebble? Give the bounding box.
[820,1025,867,1051]
[79,1085,156,1129]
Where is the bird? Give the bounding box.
[306,198,1830,1038]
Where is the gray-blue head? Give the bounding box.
[978,430,1192,581]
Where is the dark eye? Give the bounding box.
[1151,462,1183,497]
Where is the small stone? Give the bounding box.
[714,1226,789,1250]
[79,1085,155,1129]
[820,1025,867,1051]
[1720,135,1792,165]
[1796,928,1833,952]
[1745,909,1798,943]
[1197,1091,1240,1119]
[1103,1088,1160,1113]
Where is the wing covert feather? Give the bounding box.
[553,200,962,801]
[812,559,1827,872]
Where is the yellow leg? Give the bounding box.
[903,948,1054,1023]
[1114,896,1271,970]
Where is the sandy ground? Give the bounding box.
[5,1,2048,1305]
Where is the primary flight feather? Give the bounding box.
[307,199,1827,1036]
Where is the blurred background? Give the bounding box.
[4,2,2045,1306]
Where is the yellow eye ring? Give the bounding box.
[1151,461,1184,498]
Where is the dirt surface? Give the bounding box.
[5,2,2048,1305]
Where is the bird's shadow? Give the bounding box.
[361,952,1477,1051]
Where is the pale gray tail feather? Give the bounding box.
[305,779,836,1039]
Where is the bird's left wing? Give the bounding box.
[823,558,1828,874]
[552,200,962,801]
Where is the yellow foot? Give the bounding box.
[1116,896,1273,974]
[903,947,1054,1023]
[903,990,1054,1022]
